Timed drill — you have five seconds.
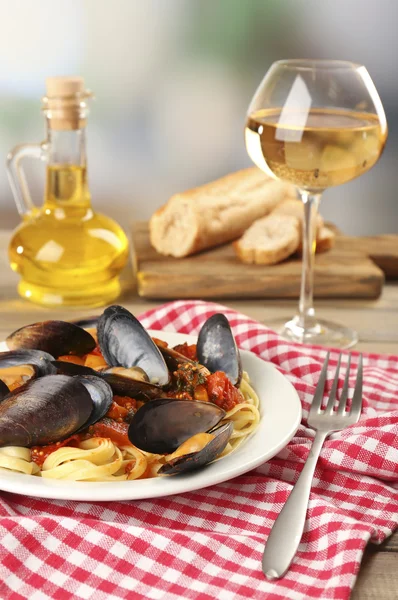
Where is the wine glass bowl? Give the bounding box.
[245,59,388,348]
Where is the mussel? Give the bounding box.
[7,320,96,357]
[128,399,233,475]
[0,351,54,391]
[0,373,113,447]
[159,422,233,475]
[0,349,55,376]
[97,305,169,385]
[128,397,231,463]
[0,349,56,390]
[197,313,242,386]
[0,375,92,446]
[52,360,164,401]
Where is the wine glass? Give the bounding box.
[245,59,388,348]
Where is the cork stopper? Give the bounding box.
[46,76,85,99]
[43,76,91,131]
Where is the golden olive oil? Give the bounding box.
[9,165,129,307]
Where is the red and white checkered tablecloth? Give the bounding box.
[0,300,397,600]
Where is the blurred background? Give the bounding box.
[0,0,397,234]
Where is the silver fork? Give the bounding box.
[262,352,363,579]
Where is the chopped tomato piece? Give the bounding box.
[89,418,130,446]
[173,343,198,361]
[206,371,243,411]
[106,401,130,421]
[31,434,82,467]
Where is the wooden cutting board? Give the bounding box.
[132,221,397,300]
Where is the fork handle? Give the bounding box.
[262,430,328,579]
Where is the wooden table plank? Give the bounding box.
[352,551,398,600]
[0,230,396,599]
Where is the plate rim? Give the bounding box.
[0,330,302,501]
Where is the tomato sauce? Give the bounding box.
[31,434,83,467]
[88,418,130,446]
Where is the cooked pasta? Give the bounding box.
[0,447,40,475]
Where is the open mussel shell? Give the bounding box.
[52,361,163,401]
[6,320,96,357]
[197,313,242,386]
[159,422,233,475]
[73,375,113,432]
[0,349,56,391]
[0,380,9,402]
[97,305,169,386]
[0,349,55,376]
[0,375,93,447]
[128,398,226,454]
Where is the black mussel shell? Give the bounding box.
[52,360,96,377]
[0,380,9,402]
[71,316,99,330]
[97,305,169,385]
[0,375,93,447]
[73,375,113,431]
[0,349,56,377]
[7,321,96,357]
[159,422,233,475]
[52,361,163,401]
[128,398,226,454]
[197,314,242,386]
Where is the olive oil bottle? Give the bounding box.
[7,76,129,307]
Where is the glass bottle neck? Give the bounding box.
[47,127,87,166]
[44,125,92,212]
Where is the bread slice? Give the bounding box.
[316,226,336,253]
[233,214,300,265]
[149,168,295,257]
[273,198,324,234]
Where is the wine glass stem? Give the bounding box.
[297,190,321,330]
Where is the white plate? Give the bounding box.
[0,330,301,501]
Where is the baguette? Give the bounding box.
[149,168,295,257]
[233,214,300,265]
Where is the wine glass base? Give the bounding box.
[266,316,358,349]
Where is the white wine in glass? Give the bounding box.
[245,60,388,348]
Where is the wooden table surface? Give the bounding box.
[0,231,397,598]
